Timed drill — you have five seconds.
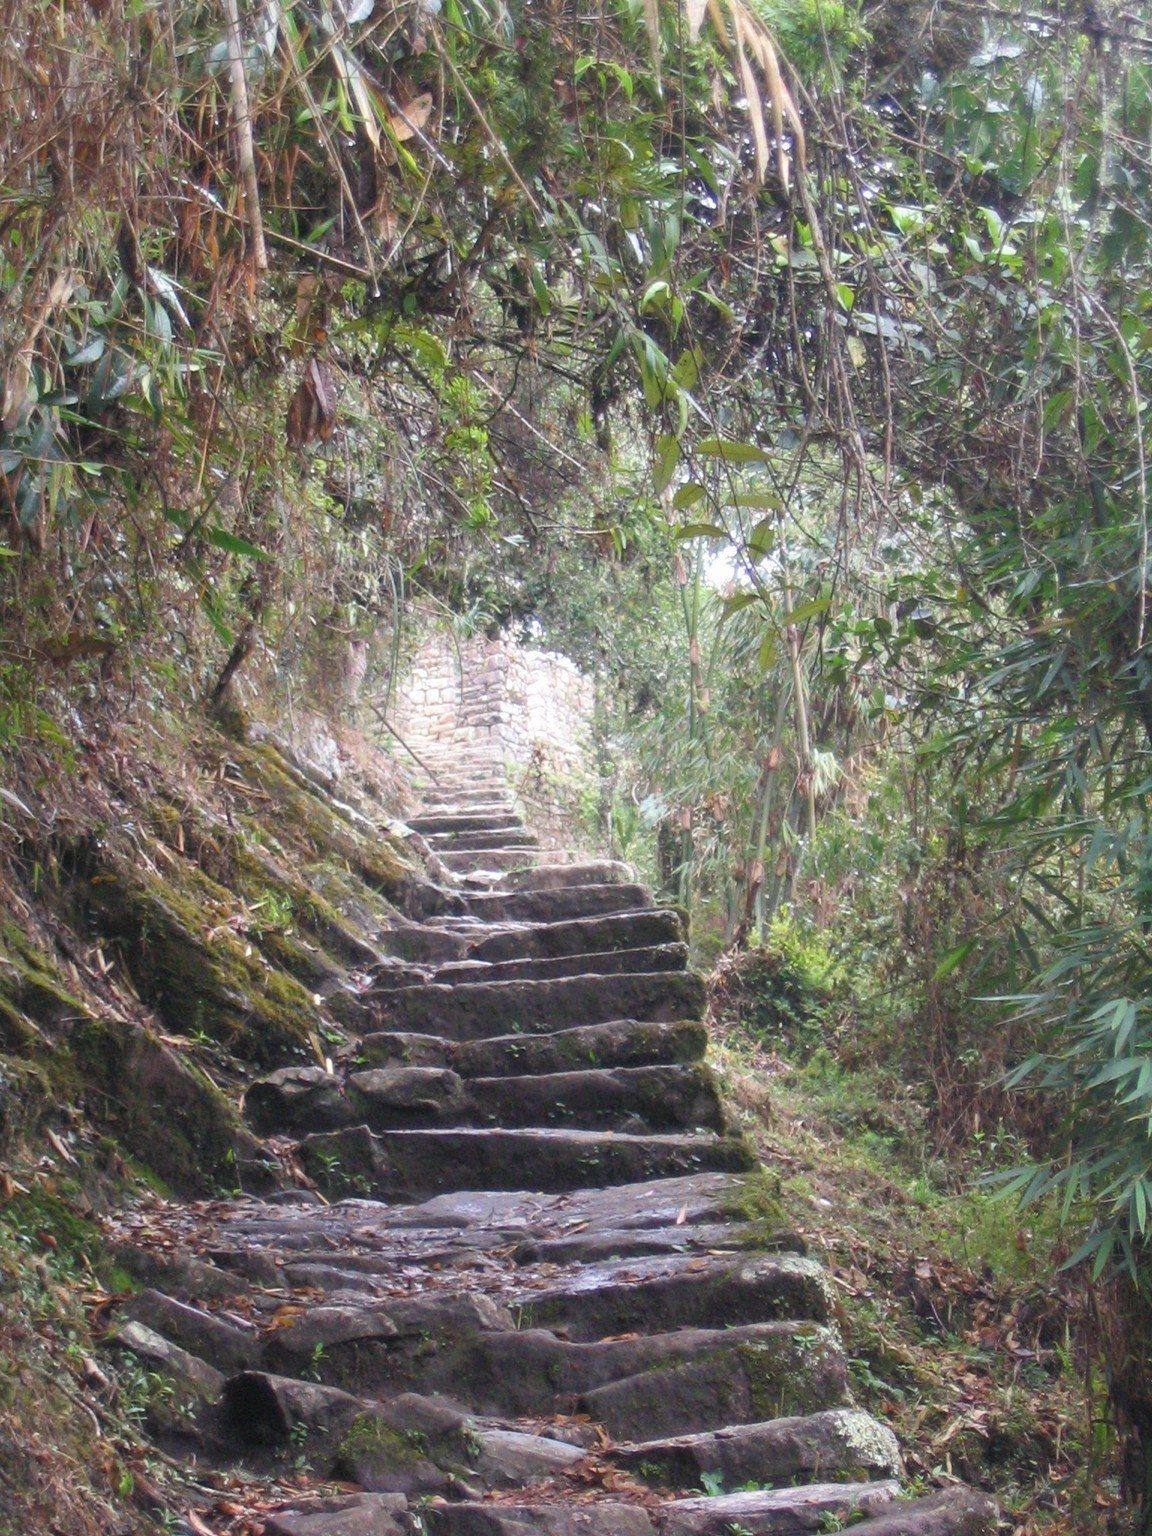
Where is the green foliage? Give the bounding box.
[720,919,839,1047]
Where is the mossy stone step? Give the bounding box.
[465,909,685,961]
[579,1324,849,1441]
[364,941,687,991]
[411,811,525,835]
[357,1017,706,1076]
[424,1482,900,1536]
[397,1320,848,1420]
[609,1407,902,1490]
[298,1125,755,1197]
[426,828,541,852]
[513,1250,830,1339]
[371,971,706,1038]
[471,860,633,892]
[439,849,540,875]
[458,884,655,923]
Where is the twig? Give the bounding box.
[364,700,443,782]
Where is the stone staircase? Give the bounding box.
[111,744,998,1536]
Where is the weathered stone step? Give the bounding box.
[251,1062,724,1136]
[375,937,686,994]
[459,884,655,924]
[418,804,520,826]
[472,860,632,893]
[580,1322,848,1440]
[410,811,525,836]
[420,942,690,986]
[610,1407,902,1490]
[441,848,540,875]
[219,1372,598,1498]
[425,1482,901,1536]
[421,786,516,806]
[515,1250,829,1339]
[466,909,685,961]
[298,1125,755,1197]
[456,1063,725,1133]
[511,1221,766,1266]
[373,971,706,1038]
[209,1174,748,1280]
[399,1319,847,1420]
[358,1017,705,1076]
[427,827,541,852]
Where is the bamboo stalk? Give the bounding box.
[222,0,269,271]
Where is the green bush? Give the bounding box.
[718,917,840,1048]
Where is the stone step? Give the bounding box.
[421,942,690,986]
[426,827,541,852]
[371,971,706,1038]
[450,1063,726,1133]
[514,1250,830,1339]
[217,1373,585,1495]
[421,786,516,806]
[249,1062,725,1137]
[460,860,632,892]
[410,811,526,836]
[579,1322,848,1440]
[466,909,685,961]
[424,1481,901,1536]
[423,811,520,832]
[609,1407,902,1490]
[297,1125,755,1198]
[440,848,540,875]
[379,1319,848,1420]
[459,884,655,923]
[511,1220,773,1266]
[358,1018,706,1076]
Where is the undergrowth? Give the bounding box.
[711,927,1118,1532]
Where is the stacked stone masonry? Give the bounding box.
[109,684,999,1536]
[391,627,596,842]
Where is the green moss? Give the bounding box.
[0,924,88,1031]
[69,1013,252,1194]
[336,1414,427,1468]
[226,742,414,900]
[83,847,317,1067]
[738,1328,836,1421]
[2,1185,101,1270]
[148,797,377,975]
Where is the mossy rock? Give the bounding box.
[224,741,414,901]
[0,1053,51,1152]
[0,923,89,1034]
[83,842,320,1067]
[69,1012,269,1195]
[148,797,382,973]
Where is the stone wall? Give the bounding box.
[390,626,597,847]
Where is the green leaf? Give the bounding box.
[206,527,271,560]
[933,937,977,981]
[720,591,759,617]
[675,522,727,541]
[786,596,832,626]
[65,336,106,367]
[747,517,776,556]
[653,434,680,496]
[672,482,706,511]
[697,437,770,464]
